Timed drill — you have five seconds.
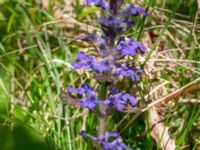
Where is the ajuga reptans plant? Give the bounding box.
[68,0,147,149]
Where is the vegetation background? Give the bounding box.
[0,0,199,149]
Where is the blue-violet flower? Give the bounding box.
[116,65,144,81]
[115,37,147,56]
[86,0,108,9]
[104,90,137,111]
[80,131,132,150]
[68,84,99,109]
[124,5,147,16]
[71,52,95,70]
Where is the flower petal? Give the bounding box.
[86,0,108,9]
[124,5,147,16]
[115,38,146,56]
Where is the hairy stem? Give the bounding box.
[98,116,105,137]
[97,83,107,137]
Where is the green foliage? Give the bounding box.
[0,123,57,150]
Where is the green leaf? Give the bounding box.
[174,118,181,127]
[13,107,26,122]
[78,6,100,19]
[0,12,6,21]
[0,0,8,5]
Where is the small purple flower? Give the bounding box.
[122,93,137,106]
[126,18,136,27]
[105,90,137,111]
[86,0,108,9]
[69,84,96,96]
[80,130,86,136]
[71,52,95,70]
[93,59,116,73]
[80,131,132,150]
[116,65,144,81]
[124,5,147,16]
[68,87,85,95]
[81,96,99,109]
[115,38,146,56]
[95,35,109,57]
[107,93,126,111]
[68,84,99,110]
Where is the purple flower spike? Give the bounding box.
[71,52,95,70]
[124,5,147,16]
[115,38,146,56]
[86,0,108,9]
[116,65,144,81]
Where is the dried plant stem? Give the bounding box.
[142,78,200,112]
[150,107,176,150]
[148,80,200,150]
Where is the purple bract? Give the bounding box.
[99,17,127,38]
[109,0,124,14]
[79,34,109,57]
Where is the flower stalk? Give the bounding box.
[67,0,148,149]
[97,83,107,137]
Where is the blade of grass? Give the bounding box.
[141,0,182,68]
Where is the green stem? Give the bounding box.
[97,83,107,137]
